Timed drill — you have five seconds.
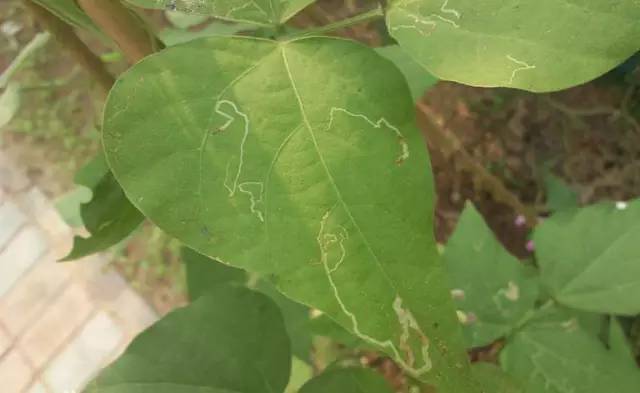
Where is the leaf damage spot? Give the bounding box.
[210,99,264,222]
[318,207,432,377]
[390,0,461,36]
[616,201,628,210]
[327,107,410,165]
[504,281,520,302]
[450,288,465,300]
[506,55,537,85]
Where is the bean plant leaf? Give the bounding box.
[471,363,521,393]
[85,285,291,393]
[103,36,477,392]
[534,200,640,314]
[385,0,640,92]
[610,318,636,366]
[62,158,144,261]
[298,368,393,393]
[182,247,312,361]
[125,0,315,26]
[374,45,438,102]
[159,21,256,46]
[182,246,247,300]
[501,306,640,393]
[443,203,539,347]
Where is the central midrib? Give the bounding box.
[278,44,402,298]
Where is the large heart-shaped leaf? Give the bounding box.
[444,203,539,347]
[534,200,640,314]
[103,36,476,392]
[126,0,315,26]
[386,0,640,92]
[500,306,640,393]
[85,285,291,392]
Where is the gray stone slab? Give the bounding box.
[0,226,49,297]
[0,200,27,249]
[44,311,123,393]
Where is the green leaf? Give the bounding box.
[159,21,256,46]
[375,45,438,102]
[0,83,21,129]
[299,368,393,393]
[62,159,144,261]
[501,306,640,393]
[386,0,640,92]
[32,0,100,34]
[103,36,475,391]
[285,357,313,393]
[610,318,636,366]
[543,173,578,212]
[126,0,315,26]
[182,247,312,360]
[471,363,521,393]
[443,203,539,347]
[85,285,291,393]
[182,246,247,300]
[534,200,640,314]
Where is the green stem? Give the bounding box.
[287,5,385,39]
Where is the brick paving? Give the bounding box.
[0,152,157,393]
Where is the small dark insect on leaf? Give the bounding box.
[166,0,177,11]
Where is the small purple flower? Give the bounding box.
[514,215,526,227]
[525,240,535,253]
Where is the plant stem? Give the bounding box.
[76,0,162,64]
[288,5,385,38]
[23,0,115,96]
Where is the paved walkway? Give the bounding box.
[0,151,158,393]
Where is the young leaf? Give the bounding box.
[443,203,539,347]
[385,0,640,92]
[534,200,640,314]
[103,36,476,391]
[501,306,640,393]
[126,0,315,26]
[298,368,393,393]
[62,158,144,261]
[374,45,438,102]
[85,285,291,393]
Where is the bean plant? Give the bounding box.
[25,0,640,392]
